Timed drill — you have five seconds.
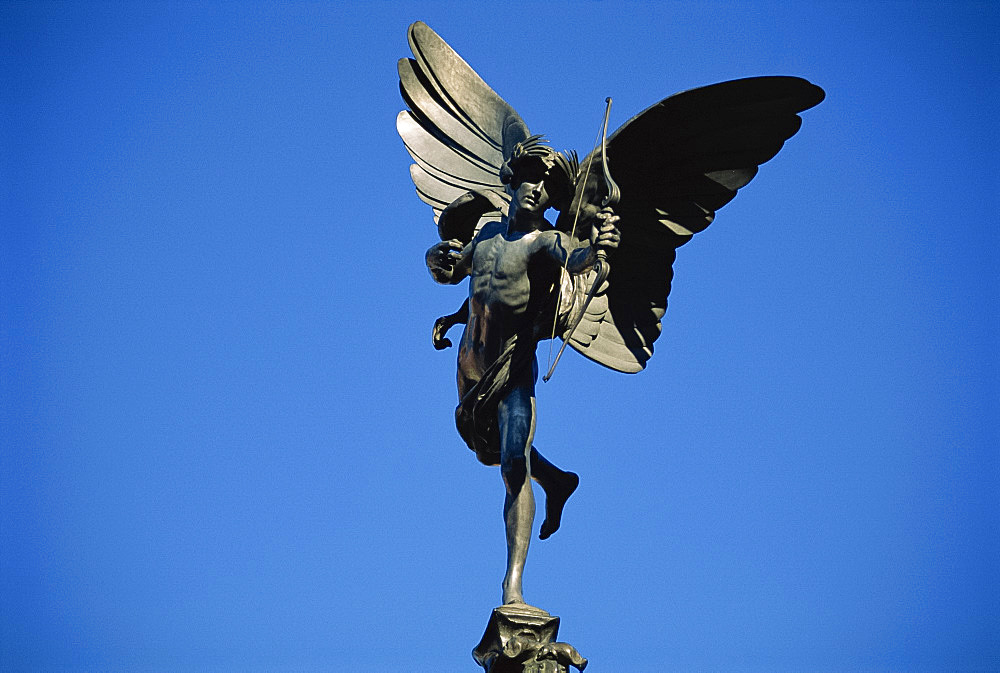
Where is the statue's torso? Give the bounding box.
[458,223,560,383]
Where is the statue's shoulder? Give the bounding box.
[475,221,505,240]
[523,227,560,250]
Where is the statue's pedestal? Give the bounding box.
[472,604,587,673]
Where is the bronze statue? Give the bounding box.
[397,21,823,611]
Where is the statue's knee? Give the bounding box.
[500,452,528,483]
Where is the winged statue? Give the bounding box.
[397,21,824,610]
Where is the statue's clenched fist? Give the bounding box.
[425,239,464,282]
[593,207,621,252]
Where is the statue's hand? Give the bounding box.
[432,315,453,350]
[593,207,620,252]
[425,239,464,282]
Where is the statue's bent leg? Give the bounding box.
[530,447,579,540]
[497,384,536,605]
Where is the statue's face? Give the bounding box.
[511,155,557,215]
[514,176,552,215]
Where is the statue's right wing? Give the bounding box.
[397,21,530,242]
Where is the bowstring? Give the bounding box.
[544,121,606,375]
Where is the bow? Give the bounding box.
[542,98,620,382]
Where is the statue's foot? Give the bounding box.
[502,574,524,605]
[502,584,525,605]
[539,471,579,540]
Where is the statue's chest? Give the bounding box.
[474,233,535,280]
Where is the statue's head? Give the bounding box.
[500,135,578,215]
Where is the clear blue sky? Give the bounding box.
[2,2,997,671]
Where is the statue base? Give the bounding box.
[472,604,587,673]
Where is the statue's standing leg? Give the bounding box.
[497,384,537,605]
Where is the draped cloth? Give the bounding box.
[455,331,535,466]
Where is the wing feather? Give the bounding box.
[397,112,498,180]
[407,22,529,156]
[405,146,502,191]
[410,164,481,203]
[398,58,502,169]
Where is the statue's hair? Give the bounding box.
[500,135,579,209]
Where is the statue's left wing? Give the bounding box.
[397,21,530,242]
[559,76,825,373]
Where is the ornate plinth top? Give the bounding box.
[473,605,586,673]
